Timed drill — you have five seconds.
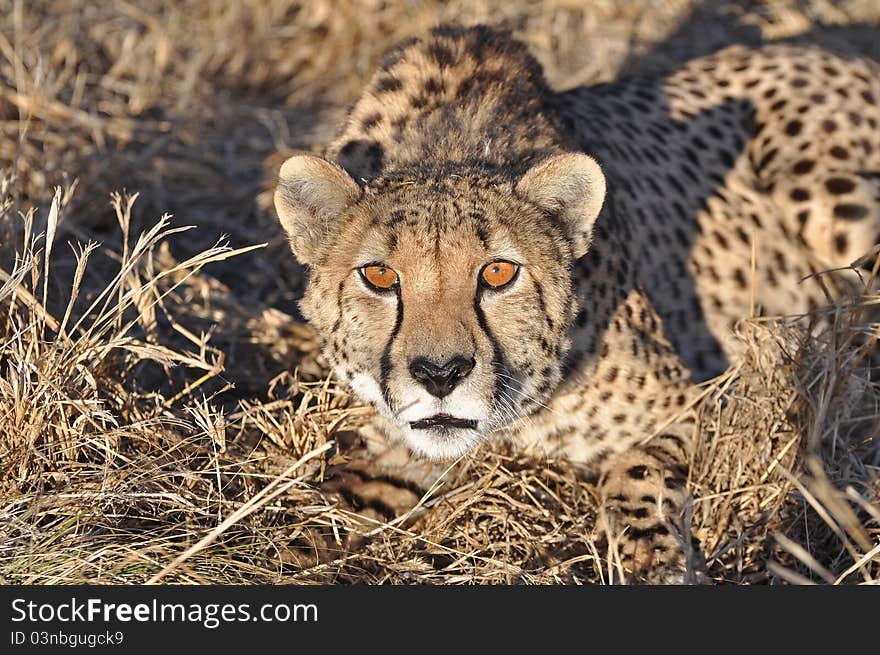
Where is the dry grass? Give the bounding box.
[1,0,878,585]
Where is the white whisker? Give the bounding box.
[495,374,559,416]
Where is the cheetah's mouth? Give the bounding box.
[410,414,478,430]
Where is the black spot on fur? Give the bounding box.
[834,204,869,220]
[790,187,810,202]
[792,159,814,175]
[664,476,686,490]
[361,112,382,130]
[338,139,385,180]
[756,147,778,173]
[423,76,445,95]
[627,525,670,540]
[375,75,403,93]
[627,465,649,479]
[427,42,455,68]
[825,177,855,195]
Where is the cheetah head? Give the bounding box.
[274,153,605,459]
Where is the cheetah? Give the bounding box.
[273,25,880,582]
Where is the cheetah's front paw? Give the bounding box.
[599,441,708,584]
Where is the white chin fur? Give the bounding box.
[344,370,489,460]
[399,425,485,460]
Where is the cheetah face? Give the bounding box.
[275,154,605,459]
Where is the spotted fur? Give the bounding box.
[274,25,880,583]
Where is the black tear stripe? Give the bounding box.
[473,289,513,415]
[379,287,404,409]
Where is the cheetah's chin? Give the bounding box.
[398,423,485,460]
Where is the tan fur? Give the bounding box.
[516,153,606,257]
[275,25,880,582]
[275,156,362,264]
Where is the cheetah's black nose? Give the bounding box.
[409,356,475,398]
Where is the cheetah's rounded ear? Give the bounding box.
[515,153,606,258]
[274,155,362,265]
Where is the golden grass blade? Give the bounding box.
[834,541,880,585]
[145,441,334,585]
[773,533,836,584]
[40,186,61,309]
[58,241,99,338]
[0,265,61,332]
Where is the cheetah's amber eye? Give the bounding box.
[360,264,399,291]
[480,261,519,289]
